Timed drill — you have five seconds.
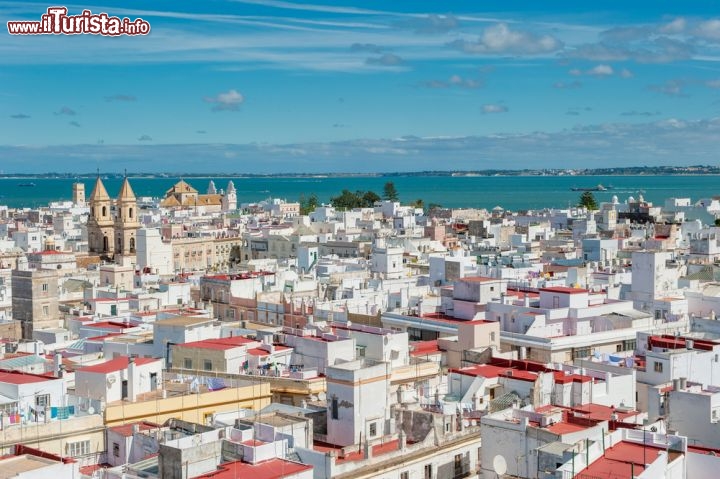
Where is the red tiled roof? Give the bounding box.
[540,286,589,294]
[546,421,588,435]
[82,321,135,329]
[109,421,161,437]
[313,440,400,464]
[76,356,158,374]
[460,276,499,283]
[79,464,112,475]
[177,336,257,351]
[579,441,663,478]
[241,439,267,446]
[0,370,57,384]
[193,459,312,479]
[410,340,442,357]
[247,345,291,357]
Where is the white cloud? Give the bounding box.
[659,17,686,34]
[695,19,720,40]
[422,74,482,89]
[568,64,632,78]
[648,79,686,97]
[588,64,614,76]
[482,103,508,114]
[448,23,563,55]
[204,89,245,111]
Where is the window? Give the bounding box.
[369,422,377,437]
[113,442,120,457]
[572,347,591,360]
[42,305,49,317]
[490,286,495,292]
[400,472,409,479]
[616,344,622,353]
[204,359,212,371]
[454,453,464,476]
[424,464,432,479]
[655,310,662,320]
[331,397,339,420]
[66,440,90,457]
[35,394,50,409]
[623,340,636,351]
[41,283,48,292]
[654,361,663,373]
[184,358,192,369]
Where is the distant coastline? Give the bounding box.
[0,165,718,179]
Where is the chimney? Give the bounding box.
[127,356,137,402]
[686,339,694,350]
[679,377,687,390]
[672,378,680,391]
[364,440,372,459]
[132,423,140,435]
[398,428,406,451]
[54,353,63,378]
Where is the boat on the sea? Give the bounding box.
[17,182,36,187]
[570,184,610,192]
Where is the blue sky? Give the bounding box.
[2,0,720,173]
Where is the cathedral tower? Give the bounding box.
[114,176,140,260]
[222,180,237,212]
[87,176,114,255]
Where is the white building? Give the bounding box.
[74,355,163,403]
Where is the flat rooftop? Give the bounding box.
[154,316,215,327]
[579,441,665,478]
[0,454,59,478]
[193,458,311,479]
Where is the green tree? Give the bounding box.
[383,181,399,201]
[578,191,598,210]
[299,193,319,215]
[331,189,362,210]
[411,198,424,209]
[715,218,720,227]
[362,191,381,207]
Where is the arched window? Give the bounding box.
[103,236,109,252]
[129,207,133,219]
[91,207,95,216]
[102,206,107,217]
[129,237,135,252]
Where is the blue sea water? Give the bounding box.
[0,175,717,211]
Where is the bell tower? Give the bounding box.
[114,174,140,262]
[87,176,114,256]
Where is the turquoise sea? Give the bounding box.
[0,175,718,211]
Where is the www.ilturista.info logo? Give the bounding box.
[7,7,151,35]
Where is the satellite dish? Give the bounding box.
[493,455,507,476]
[88,407,95,415]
